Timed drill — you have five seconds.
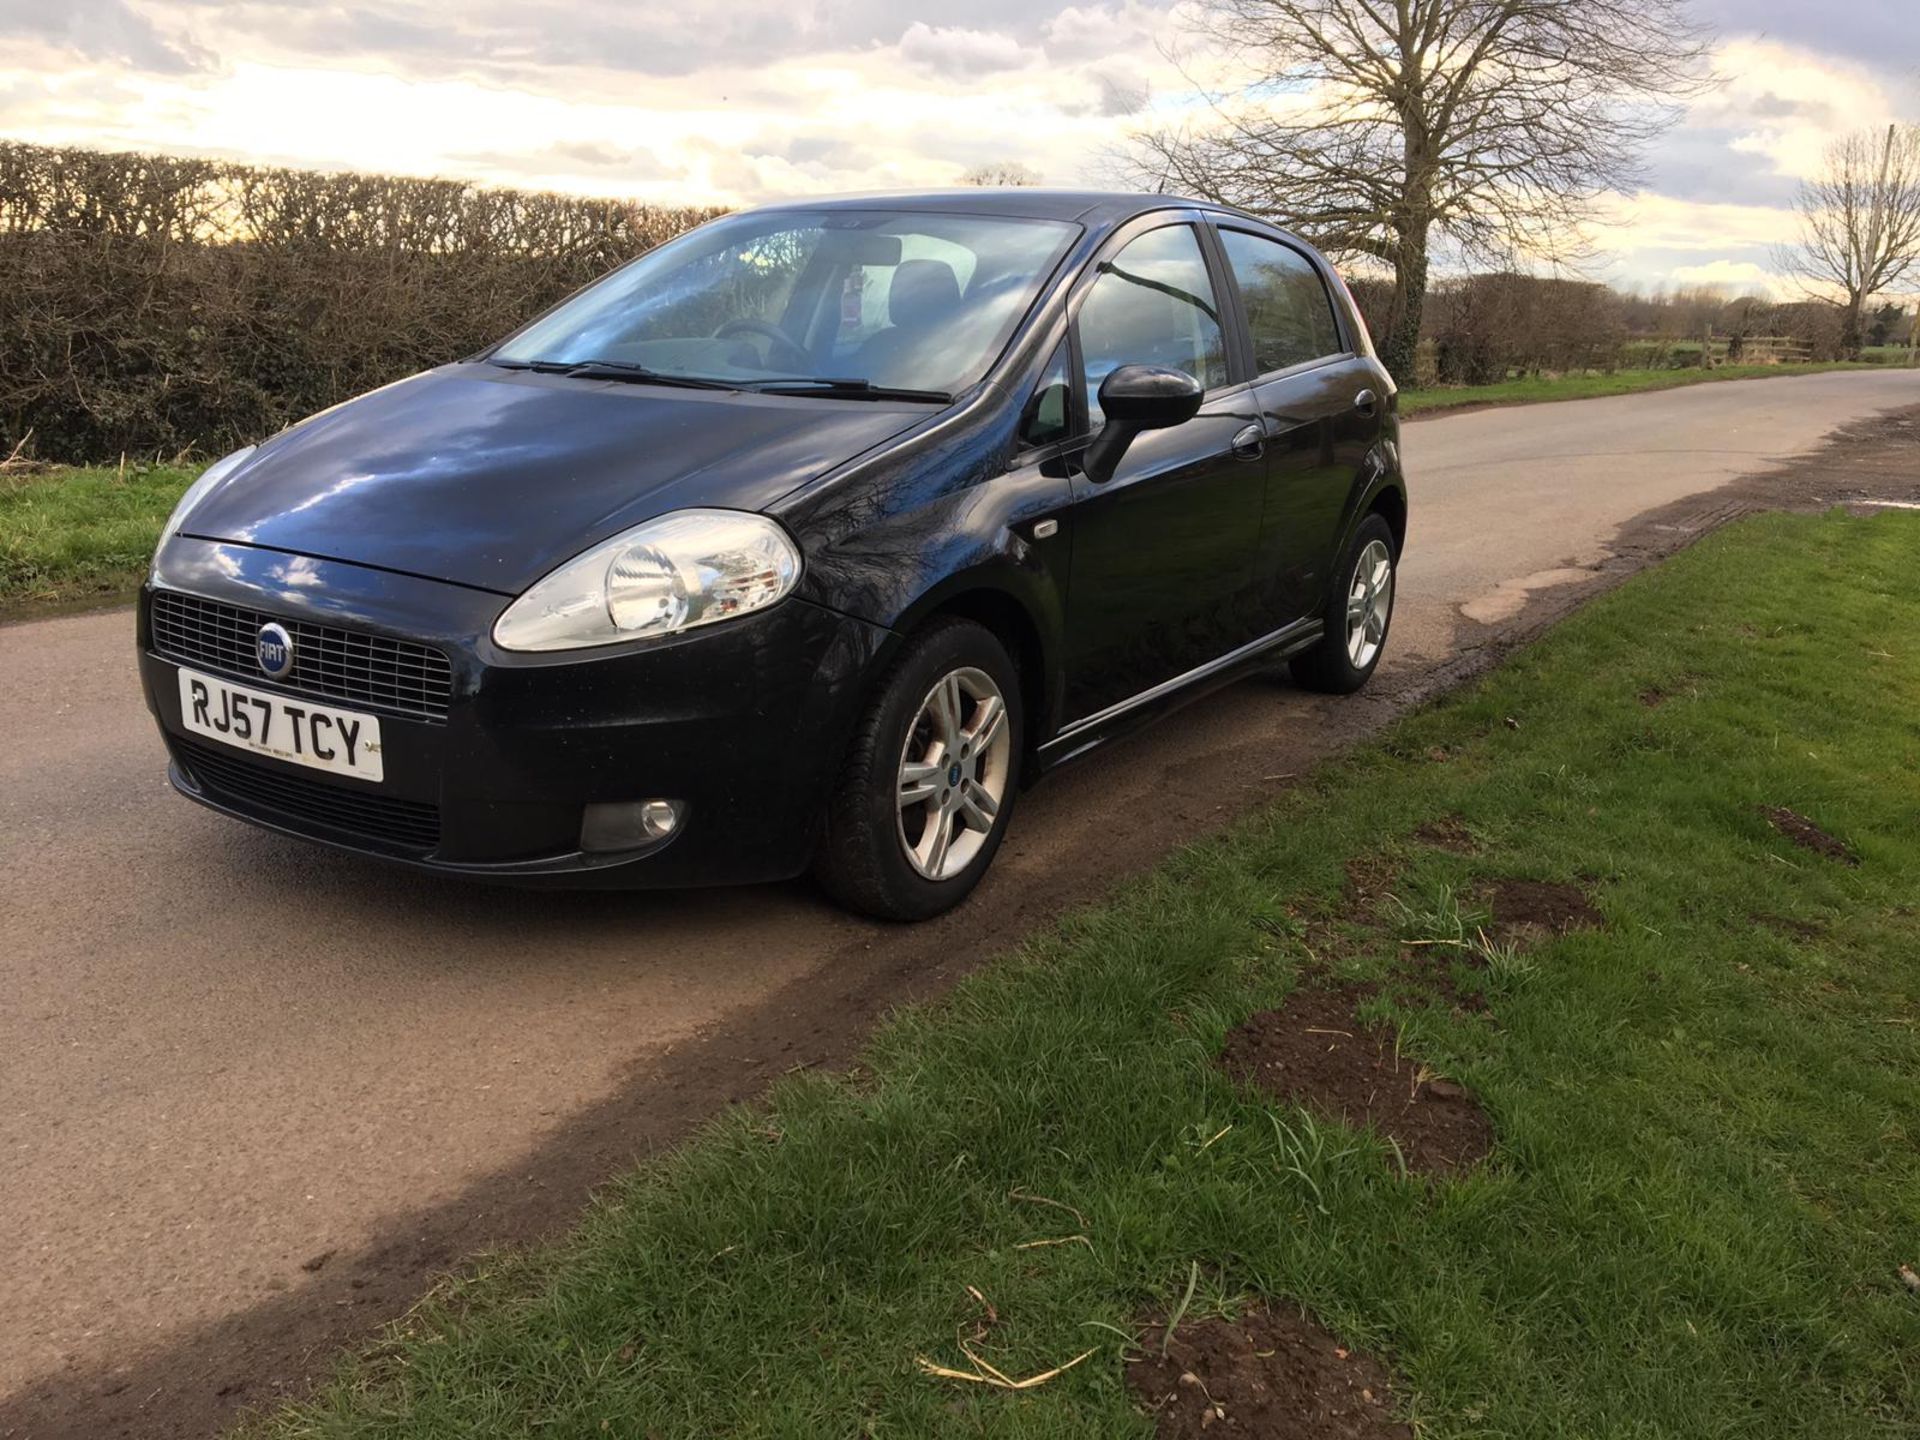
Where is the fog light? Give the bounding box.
[580,798,686,852]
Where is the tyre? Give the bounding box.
[1290,513,1397,695]
[815,618,1022,920]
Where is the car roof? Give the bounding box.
[747,188,1264,231]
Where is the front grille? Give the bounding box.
[151,590,454,722]
[176,738,441,853]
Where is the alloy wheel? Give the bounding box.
[1345,538,1394,670]
[895,666,1012,882]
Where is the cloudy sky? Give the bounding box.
[3,0,1916,293]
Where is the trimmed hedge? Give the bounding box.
[0,143,719,462]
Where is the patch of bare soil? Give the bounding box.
[1219,984,1493,1175]
[1411,815,1476,853]
[1761,806,1858,866]
[1129,1306,1412,1440]
[1476,878,1604,947]
[1343,854,1401,914]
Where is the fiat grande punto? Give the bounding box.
[140,190,1406,919]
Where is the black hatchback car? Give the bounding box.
[140,190,1405,919]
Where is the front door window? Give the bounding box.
[1077,225,1228,429]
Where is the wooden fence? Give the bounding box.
[1701,334,1814,366]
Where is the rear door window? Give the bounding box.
[1217,229,1344,376]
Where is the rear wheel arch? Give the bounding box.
[1366,482,1407,555]
[1291,510,1397,695]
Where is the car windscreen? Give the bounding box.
[489,209,1079,399]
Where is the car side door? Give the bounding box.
[1212,225,1384,623]
[1058,218,1269,723]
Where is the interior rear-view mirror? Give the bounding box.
[823,232,904,267]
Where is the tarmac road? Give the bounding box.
[3,368,1917,1435]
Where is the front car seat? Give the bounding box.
[856,258,962,387]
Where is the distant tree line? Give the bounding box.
[1342,270,1906,387]
[0,142,719,462]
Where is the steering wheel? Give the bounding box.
[712,318,812,373]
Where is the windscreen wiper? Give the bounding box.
[745,377,955,403]
[490,357,738,391]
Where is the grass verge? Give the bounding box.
[0,462,198,613]
[1400,359,1914,415]
[257,507,1920,1437]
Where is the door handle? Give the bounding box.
[1353,388,1379,418]
[1230,423,1265,460]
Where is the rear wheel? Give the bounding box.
[1290,513,1397,694]
[815,619,1022,920]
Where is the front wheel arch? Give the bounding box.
[879,576,1059,772]
[813,616,1025,920]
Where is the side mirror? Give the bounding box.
[1082,365,1204,483]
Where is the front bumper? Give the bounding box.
[139,539,890,887]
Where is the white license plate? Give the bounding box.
[176,667,384,782]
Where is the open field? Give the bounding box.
[1400,358,1918,415]
[249,506,1920,1437]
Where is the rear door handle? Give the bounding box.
[1230,423,1265,460]
[1353,388,1379,418]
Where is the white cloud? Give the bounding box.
[1668,259,1785,293]
[1695,39,1905,182]
[897,23,1033,80]
[1597,192,1796,254]
[1042,2,1179,58]
[0,0,209,73]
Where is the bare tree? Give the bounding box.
[1127,0,1715,381]
[1777,125,1920,358]
[959,161,1041,187]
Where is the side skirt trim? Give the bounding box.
[1036,617,1324,768]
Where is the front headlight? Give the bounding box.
[493,509,802,652]
[163,445,256,538]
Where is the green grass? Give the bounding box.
[0,462,199,611]
[256,508,1920,1438]
[1401,359,1914,414]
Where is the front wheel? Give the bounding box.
[815,619,1022,920]
[1290,513,1397,694]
